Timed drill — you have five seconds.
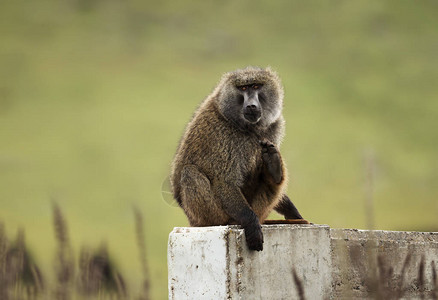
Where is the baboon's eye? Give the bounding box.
[253,85,259,89]
[239,86,247,91]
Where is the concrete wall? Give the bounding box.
[331,229,438,299]
[168,225,438,299]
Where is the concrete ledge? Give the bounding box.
[168,224,332,299]
[331,229,438,298]
[168,226,438,299]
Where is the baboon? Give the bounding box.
[170,66,303,251]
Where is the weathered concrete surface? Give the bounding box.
[331,229,438,299]
[168,226,438,299]
[168,224,332,300]
[167,226,230,299]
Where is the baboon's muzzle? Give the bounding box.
[243,105,261,123]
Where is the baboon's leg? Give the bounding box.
[180,165,228,226]
[213,182,264,251]
[250,188,282,222]
[274,194,303,219]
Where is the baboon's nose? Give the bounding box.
[247,105,257,110]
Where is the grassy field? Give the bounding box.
[1,1,437,298]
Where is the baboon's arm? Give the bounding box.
[214,182,264,251]
[260,140,284,184]
[274,194,303,219]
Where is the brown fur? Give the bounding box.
[170,66,302,251]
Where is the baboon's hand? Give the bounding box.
[244,222,264,251]
[260,140,283,184]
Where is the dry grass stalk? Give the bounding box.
[366,253,391,299]
[292,268,305,300]
[366,251,438,299]
[432,261,437,300]
[0,226,45,300]
[52,203,74,300]
[0,222,9,300]
[78,244,127,299]
[1,205,154,299]
[418,255,425,299]
[376,254,389,299]
[363,250,415,299]
[362,235,380,298]
[396,251,412,299]
[134,208,150,300]
[363,149,376,230]
[78,247,93,294]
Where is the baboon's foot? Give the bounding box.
[260,140,283,184]
[244,222,264,251]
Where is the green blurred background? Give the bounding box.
[1,0,437,298]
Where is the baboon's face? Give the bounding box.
[237,84,263,124]
[218,76,282,129]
